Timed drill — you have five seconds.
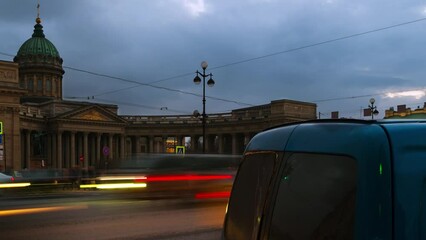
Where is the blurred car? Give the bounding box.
[82,154,241,199]
[119,153,239,172]
[0,172,15,183]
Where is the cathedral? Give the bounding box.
[0,15,317,172]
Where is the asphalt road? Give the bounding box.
[0,191,227,240]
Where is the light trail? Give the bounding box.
[0,183,31,188]
[0,205,88,217]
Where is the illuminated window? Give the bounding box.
[166,137,177,153]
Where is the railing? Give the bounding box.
[18,106,269,123]
[19,106,46,118]
[122,112,268,125]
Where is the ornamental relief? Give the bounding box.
[0,106,19,113]
[0,70,17,82]
[71,110,112,121]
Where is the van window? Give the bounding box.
[268,153,357,240]
[224,152,280,240]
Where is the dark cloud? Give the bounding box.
[1,0,426,118]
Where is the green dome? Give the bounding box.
[17,20,60,58]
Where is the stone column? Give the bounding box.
[177,136,183,146]
[162,136,168,153]
[205,135,210,153]
[64,133,70,168]
[83,132,89,169]
[77,133,82,165]
[70,132,76,168]
[90,136,95,167]
[47,133,52,167]
[191,135,197,153]
[96,133,101,168]
[52,133,57,168]
[57,131,63,169]
[25,130,31,169]
[155,138,161,153]
[109,134,114,161]
[232,133,238,155]
[120,135,125,160]
[218,134,224,154]
[134,136,139,154]
[148,136,155,153]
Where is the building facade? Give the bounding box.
[0,17,317,172]
[385,103,426,119]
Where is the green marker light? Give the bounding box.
[379,163,383,175]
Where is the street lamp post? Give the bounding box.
[193,61,215,153]
[368,98,379,120]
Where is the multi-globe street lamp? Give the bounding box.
[368,98,379,120]
[193,61,215,153]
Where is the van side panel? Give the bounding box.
[383,123,426,240]
[283,123,392,240]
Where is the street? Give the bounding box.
[0,191,227,240]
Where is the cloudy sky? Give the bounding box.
[1,0,426,118]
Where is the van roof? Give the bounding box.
[248,118,426,153]
[265,118,426,131]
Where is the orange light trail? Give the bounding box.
[135,174,233,182]
[0,205,88,217]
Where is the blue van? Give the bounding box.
[223,119,426,240]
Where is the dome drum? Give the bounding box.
[15,56,64,74]
[14,18,64,100]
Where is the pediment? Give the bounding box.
[70,109,114,122]
[56,105,127,124]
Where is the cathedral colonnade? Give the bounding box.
[126,132,255,156]
[20,129,126,170]
[8,99,318,171]
[18,129,255,170]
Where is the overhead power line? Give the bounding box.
[64,96,191,114]
[209,17,426,70]
[0,52,14,57]
[95,97,192,114]
[1,16,426,107]
[65,16,426,98]
[0,53,253,107]
[63,66,254,106]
